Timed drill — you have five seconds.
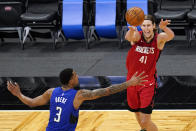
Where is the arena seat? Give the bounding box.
[154,0,194,45]
[148,0,158,17]
[87,0,125,48]
[20,0,61,49]
[62,0,85,40]
[62,0,97,49]
[187,1,196,47]
[0,1,25,48]
[94,0,117,38]
[154,0,192,20]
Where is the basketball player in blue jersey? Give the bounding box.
[7,68,147,131]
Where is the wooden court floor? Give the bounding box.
[0,110,196,131]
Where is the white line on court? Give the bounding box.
[0,109,196,112]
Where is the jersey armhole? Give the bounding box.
[72,90,79,111]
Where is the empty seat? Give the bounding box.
[155,10,189,20]
[95,0,117,38]
[62,0,97,49]
[154,0,191,21]
[20,0,61,49]
[187,1,196,47]
[62,0,85,39]
[0,1,25,48]
[154,0,193,44]
[87,0,124,48]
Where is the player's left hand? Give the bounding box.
[127,71,148,86]
[7,81,21,97]
[159,19,171,30]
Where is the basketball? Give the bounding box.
[125,7,145,26]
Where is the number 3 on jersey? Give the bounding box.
[139,56,147,64]
[54,106,62,122]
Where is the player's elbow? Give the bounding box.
[167,33,175,42]
[27,101,37,108]
[170,32,175,40]
[167,31,175,41]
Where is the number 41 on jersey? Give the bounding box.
[139,56,147,64]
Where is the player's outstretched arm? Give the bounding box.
[77,71,147,101]
[7,81,53,108]
[159,19,175,41]
[157,19,175,50]
[125,26,141,45]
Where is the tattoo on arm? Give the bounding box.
[80,82,128,100]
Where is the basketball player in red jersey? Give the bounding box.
[125,15,174,131]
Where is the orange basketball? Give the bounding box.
[125,7,145,26]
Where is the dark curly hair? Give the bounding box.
[59,68,73,85]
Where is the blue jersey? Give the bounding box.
[46,87,79,131]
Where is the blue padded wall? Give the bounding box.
[95,0,117,38]
[62,0,84,39]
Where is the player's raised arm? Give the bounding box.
[125,26,141,45]
[7,81,53,108]
[125,7,144,45]
[157,19,175,50]
[77,71,147,101]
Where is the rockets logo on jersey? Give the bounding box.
[135,45,155,54]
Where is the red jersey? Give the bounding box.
[126,31,161,86]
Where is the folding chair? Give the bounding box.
[62,0,97,49]
[154,0,193,45]
[62,0,85,39]
[187,0,196,47]
[0,1,25,48]
[20,0,61,49]
[88,0,124,48]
